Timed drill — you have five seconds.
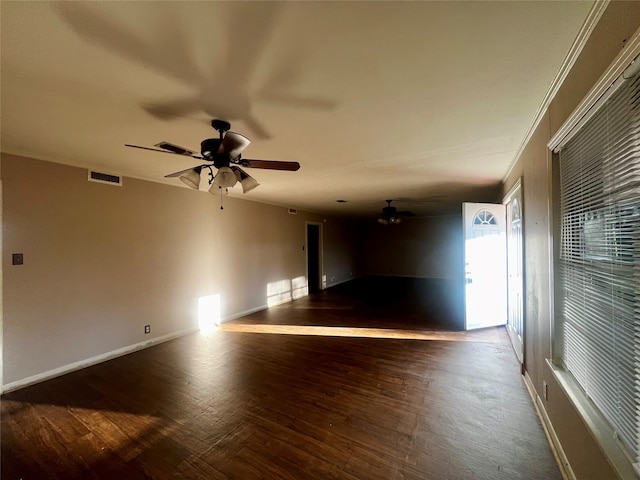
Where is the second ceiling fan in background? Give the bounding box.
[378,200,414,225]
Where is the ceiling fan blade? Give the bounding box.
[154,141,198,156]
[219,131,251,158]
[242,115,272,140]
[125,144,203,159]
[164,165,205,178]
[258,86,337,112]
[143,97,202,120]
[397,211,415,216]
[238,159,300,171]
[58,3,207,87]
[221,3,280,86]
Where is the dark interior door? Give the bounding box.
[307,224,320,294]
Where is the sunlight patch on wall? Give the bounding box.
[267,279,292,307]
[198,294,221,335]
[291,276,308,300]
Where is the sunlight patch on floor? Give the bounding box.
[219,323,503,343]
[3,399,162,424]
[271,305,355,310]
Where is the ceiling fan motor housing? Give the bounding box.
[201,138,222,160]
[211,119,231,133]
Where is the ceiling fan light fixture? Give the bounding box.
[130,120,299,204]
[239,176,259,194]
[208,184,229,196]
[179,166,202,190]
[378,215,401,225]
[377,200,408,225]
[213,166,238,188]
[232,166,259,193]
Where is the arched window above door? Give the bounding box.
[473,209,497,226]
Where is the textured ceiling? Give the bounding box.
[1,1,593,218]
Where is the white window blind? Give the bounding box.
[557,73,640,466]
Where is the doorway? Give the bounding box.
[462,202,507,330]
[306,223,322,294]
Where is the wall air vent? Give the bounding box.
[88,170,123,186]
[288,208,298,215]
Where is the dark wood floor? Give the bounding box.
[1,277,560,480]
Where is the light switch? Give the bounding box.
[12,253,23,265]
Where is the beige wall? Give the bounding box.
[325,216,364,285]
[502,2,640,478]
[503,112,553,399]
[1,153,359,388]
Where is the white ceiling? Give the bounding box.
[1,1,593,218]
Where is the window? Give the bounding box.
[473,209,497,225]
[555,73,640,467]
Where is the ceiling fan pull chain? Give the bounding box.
[220,187,224,210]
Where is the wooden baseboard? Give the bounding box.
[2,327,198,393]
[522,370,576,480]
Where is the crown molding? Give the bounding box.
[503,0,609,182]
[548,23,640,151]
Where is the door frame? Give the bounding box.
[305,221,324,293]
[0,180,3,393]
[503,180,525,365]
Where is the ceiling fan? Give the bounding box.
[58,3,334,139]
[125,119,300,202]
[378,200,415,225]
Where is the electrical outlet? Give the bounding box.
[144,325,150,334]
